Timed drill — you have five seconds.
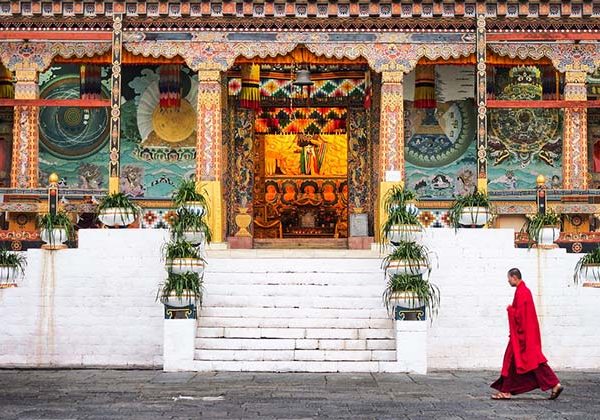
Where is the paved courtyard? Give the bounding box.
[0,369,597,419]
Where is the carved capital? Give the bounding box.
[565,70,587,84]
[198,69,222,82]
[381,71,404,84]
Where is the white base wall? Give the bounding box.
[0,228,598,370]
[0,229,167,367]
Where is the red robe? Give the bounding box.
[502,281,547,376]
[492,281,559,394]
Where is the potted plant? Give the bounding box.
[163,238,206,275]
[159,271,203,308]
[448,191,492,228]
[383,273,440,319]
[97,192,140,227]
[382,241,432,277]
[172,179,209,217]
[382,185,422,244]
[37,211,73,247]
[0,248,26,286]
[574,246,600,287]
[524,209,561,247]
[171,208,212,245]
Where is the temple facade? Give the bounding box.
[1,0,600,250]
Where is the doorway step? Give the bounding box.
[253,238,348,249]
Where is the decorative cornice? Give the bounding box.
[0,41,111,71]
[488,42,600,73]
[0,1,597,21]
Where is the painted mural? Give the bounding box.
[587,109,600,189]
[404,100,477,199]
[488,66,563,191]
[404,66,477,199]
[263,134,347,177]
[348,109,371,215]
[227,108,254,237]
[38,65,110,188]
[39,65,197,197]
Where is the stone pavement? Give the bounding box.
[0,369,597,419]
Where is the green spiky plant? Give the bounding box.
[162,238,204,261]
[523,209,561,246]
[573,246,600,285]
[98,192,140,215]
[381,185,422,245]
[381,241,432,276]
[383,185,417,214]
[172,178,209,211]
[448,190,492,229]
[0,248,26,276]
[383,273,440,319]
[37,211,74,246]
[170,208,212,244]
[158,271,204,307]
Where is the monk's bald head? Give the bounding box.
[507,268,522,287]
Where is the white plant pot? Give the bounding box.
[385,260,429,277]
[387,224,423,244]
[40,228,68,245]
[0,265,18,285]
[98,208,136,227]
[183,230,206,245]
[582,264,600,285]
[165,257,205,275]
[184,201,206,217]
[162,290,197,308]
[391,292,425,309]
[458,207,490,227]
[537,227,560,245]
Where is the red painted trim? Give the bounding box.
[487,100,600,109]
[0,99,110,107]
[0,31,112,41]
[488,32,600,41]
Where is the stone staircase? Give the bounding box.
[193,255,400,372]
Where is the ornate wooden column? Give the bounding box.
[196,68,224,243]
[476,14,488,193]
[11,67,39,188]
[108,13,123,193]
[377,70,404,242]
[563,69,588,190]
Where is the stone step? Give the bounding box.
[202,295,383,309]
[205,258,381,274]
[199,307,390,319]
[195,335,395,352]
[197,317,393,329]
[194,349,396,362]
[196,328,396,346]
[204,284,385,298]
[196,333,394,351]
[203,272,384,286]
[190,360,404,373]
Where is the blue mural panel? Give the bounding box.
[38,65,197,198]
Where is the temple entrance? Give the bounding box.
[223,47,376,248]
[254,131,349,243]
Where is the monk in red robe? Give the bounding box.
[491,268,564,400]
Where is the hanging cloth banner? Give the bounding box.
[414,65,436,109]
[363,70,372,109]
[0,63,13,99]
[80,64,102,100]
[159,65,181,109]
[240,64,261,110]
